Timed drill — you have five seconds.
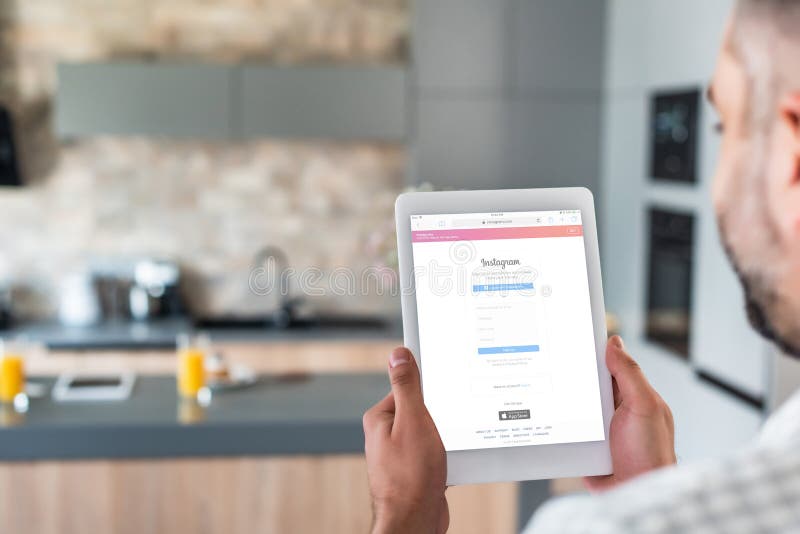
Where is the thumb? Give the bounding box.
[387,347,424,416]
[605,336,657,410]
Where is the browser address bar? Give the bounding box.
[452,216,551,228]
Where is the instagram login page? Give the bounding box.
[411,211,605,452]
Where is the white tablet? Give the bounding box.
[395,188,613,485]
[52,373,137,402]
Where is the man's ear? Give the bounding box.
[781,93,800,183]
[767,93,800,241]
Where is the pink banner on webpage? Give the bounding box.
[411,225,583,243]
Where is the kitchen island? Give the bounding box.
[0,339,530,534]
[0,374,392,460]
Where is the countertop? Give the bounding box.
[5,316,403,350]
[0,373,388,461]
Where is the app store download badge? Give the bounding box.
[499,409,531,421]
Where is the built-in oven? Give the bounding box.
[645,207,695,359]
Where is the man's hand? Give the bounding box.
[363,347,448,534]
[584,336,677,492]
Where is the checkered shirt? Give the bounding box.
[524,392,800,533]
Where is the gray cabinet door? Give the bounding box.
[56,63,234,138]
[510,0,606,92]
[413,0,508,92]
[239,66,406,141]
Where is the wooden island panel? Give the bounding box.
[0,456,517,534]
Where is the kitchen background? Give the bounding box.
[1,1,798,533]
[0,0,407,319]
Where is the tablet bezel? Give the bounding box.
[395,187,613,485]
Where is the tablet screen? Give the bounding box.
[410,210,605,452]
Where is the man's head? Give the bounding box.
[711,0,800,355]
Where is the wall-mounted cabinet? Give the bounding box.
[56,63,407,142]
[56,63,235,138]
[240,66,406,140]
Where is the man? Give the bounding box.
[363,0,800,532]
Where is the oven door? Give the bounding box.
[645,207,695,358]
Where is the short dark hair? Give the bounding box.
[733,0,800,125]
[735,0,800,45]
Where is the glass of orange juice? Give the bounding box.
[0,339,26,410]
[176,333,209,399]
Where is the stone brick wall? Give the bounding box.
[8,0,408,100]
[0,0,409,319]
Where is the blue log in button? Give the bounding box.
[478,345,540,355]
[472,283,534,292]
